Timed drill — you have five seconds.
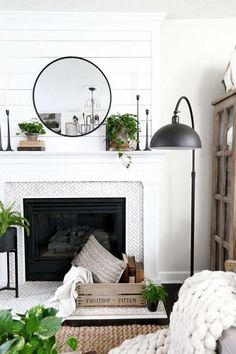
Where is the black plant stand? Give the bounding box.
[0,229,19,298]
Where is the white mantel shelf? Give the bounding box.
[0,150,164,185]
[0,151,164,160]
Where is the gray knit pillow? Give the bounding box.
[72,235,125,283]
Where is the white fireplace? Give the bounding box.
[0,151,163,285]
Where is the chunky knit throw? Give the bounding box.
[109,271,236,354]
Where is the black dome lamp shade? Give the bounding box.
[150,119,202,150]
[150,96,202,276]
[150,97,202,150]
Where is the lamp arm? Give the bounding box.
[174,95,196,276]
[173,96,195,130]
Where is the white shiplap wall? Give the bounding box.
[0,12,165,151]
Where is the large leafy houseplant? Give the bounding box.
[106,113,138,168]
[142,281,168,312]
[0,201,30,239]
[0,305,78,353]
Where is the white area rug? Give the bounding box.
[0,282,61,314]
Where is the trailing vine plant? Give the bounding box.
[106,113,138,168]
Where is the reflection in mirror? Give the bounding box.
[33,57,112,137]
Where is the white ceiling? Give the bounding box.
[0,0,236,18]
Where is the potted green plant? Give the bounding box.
[106,113,137,150]
[0,201,30,252]
[106,113,138,168]
[142,280,168,312]
[0,305,78,353]
[17,118,46,141]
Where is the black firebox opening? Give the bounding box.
[24,198,126,281]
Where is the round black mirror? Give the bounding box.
[32,57,112,137]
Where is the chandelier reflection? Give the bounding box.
[84,86,100,132]
[67,86,101,135]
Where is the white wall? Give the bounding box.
[0,12,161,151]
[0,0,236,18]
[158,19,236,281]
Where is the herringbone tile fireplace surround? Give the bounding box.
[0,151,162,285]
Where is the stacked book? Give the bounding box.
[17,140,46,151]
[122,254,144,283]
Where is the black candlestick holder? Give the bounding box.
[144,109,151,151]
[5,110,13,151]
[135,94,141,151]
[0,122,3,151]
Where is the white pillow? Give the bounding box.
[72,235,125,283]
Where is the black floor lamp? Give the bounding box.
[150,96,202,276]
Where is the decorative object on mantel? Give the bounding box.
[135,94,141,151]
[33,56,112,137]
[106,113,138,168]
[0,305,78,353]
[5,110,13,151]
[17,139,46,151]
[141,280,168,312]
[150,96,202,276]
[17,118,46,151]
[17,118,46,140]
[0,110,14,152]
[144,109,151,151]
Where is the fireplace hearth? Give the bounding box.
[24,198,126,281]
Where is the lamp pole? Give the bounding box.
[173,96,196,276]
[150,96,201,278]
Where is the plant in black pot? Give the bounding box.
[17,118,46,141]
[142,280,168,312]
[106,113,138,168]
[0,201,30,252]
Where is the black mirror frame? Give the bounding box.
[32,56,112,137]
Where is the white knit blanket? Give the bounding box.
[109,271,236,354]
[46,265,93,317]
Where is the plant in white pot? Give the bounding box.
[0,201,30,252]
[17,118,46,141]
[142,280,168,312]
